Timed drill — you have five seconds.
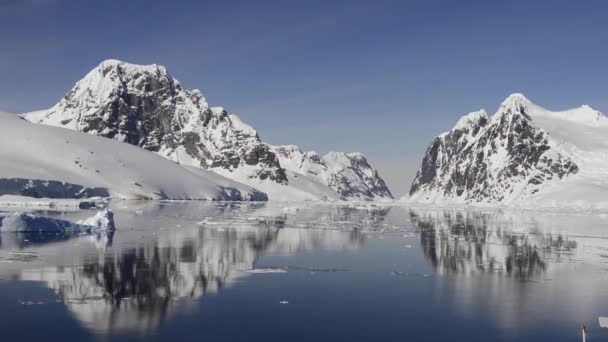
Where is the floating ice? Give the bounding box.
[0,209,115,233]
[244,268,287,274]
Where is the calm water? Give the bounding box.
[1,202,607,341]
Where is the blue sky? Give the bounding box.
[1,0,608,196]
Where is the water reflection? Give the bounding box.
[14,202,370,334]
[21,228,277,333]
[5,203,607,339]
[410,209,578,280]
[0,231,114,250]
[408,208,608,335]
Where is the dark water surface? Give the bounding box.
[1,202,607,341]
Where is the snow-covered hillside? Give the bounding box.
[23,60,392,201]
[408,93,608,210]
[271,145,393,200]
[0,114,266,201]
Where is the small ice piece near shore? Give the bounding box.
[599,317,608,328]
[77,209,115,231]
[279,300,289,304]
[245,268,287,274]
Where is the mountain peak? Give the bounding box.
[92,59,170,80]
[502,92,530,103]
[97,59,162,69]
[453,109,488,131]
[409,93,589,206]
[98,58,125,66]
[23,58,290,184]
[498,93,535,116]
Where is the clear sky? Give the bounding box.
[1,0,608,196]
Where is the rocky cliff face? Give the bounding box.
[25,60,393,200]
[26,60,287,183]
[409,94,580,204]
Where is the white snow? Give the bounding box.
[499,93,608,210]
[517,102,608,210]
[452,109,488,131]
[0,195,102,209]
[0,114,266,201]
[213,167,343,201]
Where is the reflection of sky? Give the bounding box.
[1,204,608,340]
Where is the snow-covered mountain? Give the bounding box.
[408,93,608,210]
[24,60,287,183]
[0,113,266,201]
[271,145,393,200]
[23,60,392,201]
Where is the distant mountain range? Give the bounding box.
[4,59,606,207]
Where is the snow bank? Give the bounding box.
[0,195,101,209]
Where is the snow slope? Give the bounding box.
[212,167,343,201]
[517,100,608,209]
[0,114,267,201]
[23,60,392,201]
[408,93,608,210]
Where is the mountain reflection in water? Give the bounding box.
[410,209,578,280]
[13,202,371,334]
[2,203,608,340]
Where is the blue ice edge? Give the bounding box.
[0,209,115,233]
